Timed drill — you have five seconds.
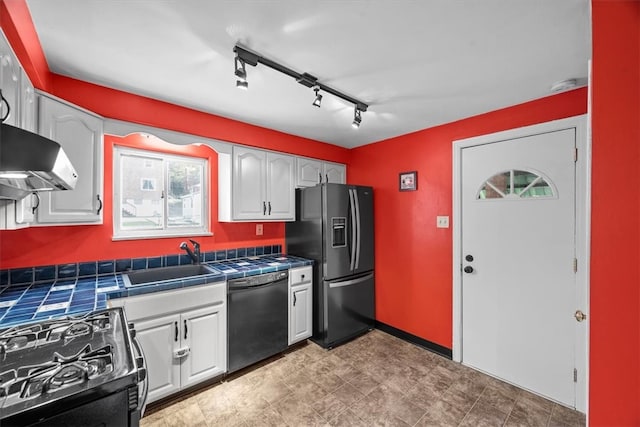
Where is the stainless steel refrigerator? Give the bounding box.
[285,183,375,348]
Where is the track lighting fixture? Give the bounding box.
[234,55,248,90]
[233,44,368,126]
[352,107,362,129]
[312,85,322,108]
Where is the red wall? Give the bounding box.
[589,1,640,425]
[349,89,587,349]
[0,133,288,268]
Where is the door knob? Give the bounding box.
[463,266,474,274]
[574,310,587,322]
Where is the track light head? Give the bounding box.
[235,55,248,89]
[312,85,322,108]
[352,107,362,129]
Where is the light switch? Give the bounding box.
[436,216,449,228]
[256,224,263,235]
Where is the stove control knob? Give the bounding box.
[137,367,147,383]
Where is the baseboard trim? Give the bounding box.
[375,321,452,359]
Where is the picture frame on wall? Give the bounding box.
[399,171,417,191]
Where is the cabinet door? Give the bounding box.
[296,158,323,187]
[232,147,266,220]
[0,194,37,230]
[135,314,181,404]
[37,95,104,224]
[266,153,295,220]
[290,283,312,344]
[180,304,227,388]
[324,162,346,184]
[20,69,36,132]
[0,36,21,127]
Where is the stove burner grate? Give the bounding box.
[0,312,112,354]
[0,343,114,400]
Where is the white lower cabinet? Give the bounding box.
[111,282,227,404]
[288,266,313,345]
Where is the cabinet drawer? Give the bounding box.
[289,266,312,286]
[112,281,226,321]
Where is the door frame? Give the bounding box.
[452,114,590,412]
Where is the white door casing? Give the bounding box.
[452,115,589,412]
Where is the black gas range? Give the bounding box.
[0,308,147,427]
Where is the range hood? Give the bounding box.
[0,123,78,200]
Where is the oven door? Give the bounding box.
[3,387,138,427]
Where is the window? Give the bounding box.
[477,169,555,200]
[114,146,209,239]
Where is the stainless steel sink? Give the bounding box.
[122,264,220,287]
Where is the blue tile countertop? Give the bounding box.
[0,254,312,329]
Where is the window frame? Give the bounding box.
[113,145,211,240]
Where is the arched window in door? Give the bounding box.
[477,169,556,200]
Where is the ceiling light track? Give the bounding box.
[233,44,368,127]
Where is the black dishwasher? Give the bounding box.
[227,271,288,373]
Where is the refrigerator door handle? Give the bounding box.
[348,188,357,271]
[328,273,374,288]
[353,189,361,270]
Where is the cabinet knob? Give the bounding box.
[463,266,474,274]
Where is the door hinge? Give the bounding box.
[573,258,578,273]
[574,368,578,382]
[574,148,578,162]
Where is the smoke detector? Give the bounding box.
[550,79,578,93]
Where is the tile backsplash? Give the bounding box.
[0,245,282,286]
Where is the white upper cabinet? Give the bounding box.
[221,146,295,221]
[0,31,22,127]
[37,94,104,224]
[324,162,346,184]
[296,157,346,187]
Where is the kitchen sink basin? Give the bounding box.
[122,264,220,287]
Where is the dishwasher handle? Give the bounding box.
[229,279,285,291]
[228,271,288,291]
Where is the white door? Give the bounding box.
[290,283,312,344]
[180,305,226,388]
[266,152,295,220]
[38,95,103,223]
[461,128,577,407]
[232,146,266,220]
[135,313,181,403]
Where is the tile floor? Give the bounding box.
[140,330,586,427]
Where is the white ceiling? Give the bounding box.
[25,0,591,149]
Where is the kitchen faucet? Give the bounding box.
[179,239,201,264]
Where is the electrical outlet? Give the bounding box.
[256,224,263,235]
[436,216,449,228]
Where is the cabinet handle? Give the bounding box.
[96,194,103,215]
[318,172,322,183]
[0,90,10,122]
[263,201,266,215]
[31,192,40,215]
[326,174,329,183]
[293,292,297,306]
[174,321,178,342]
[184,320,188,340]
[268,201,271,215]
